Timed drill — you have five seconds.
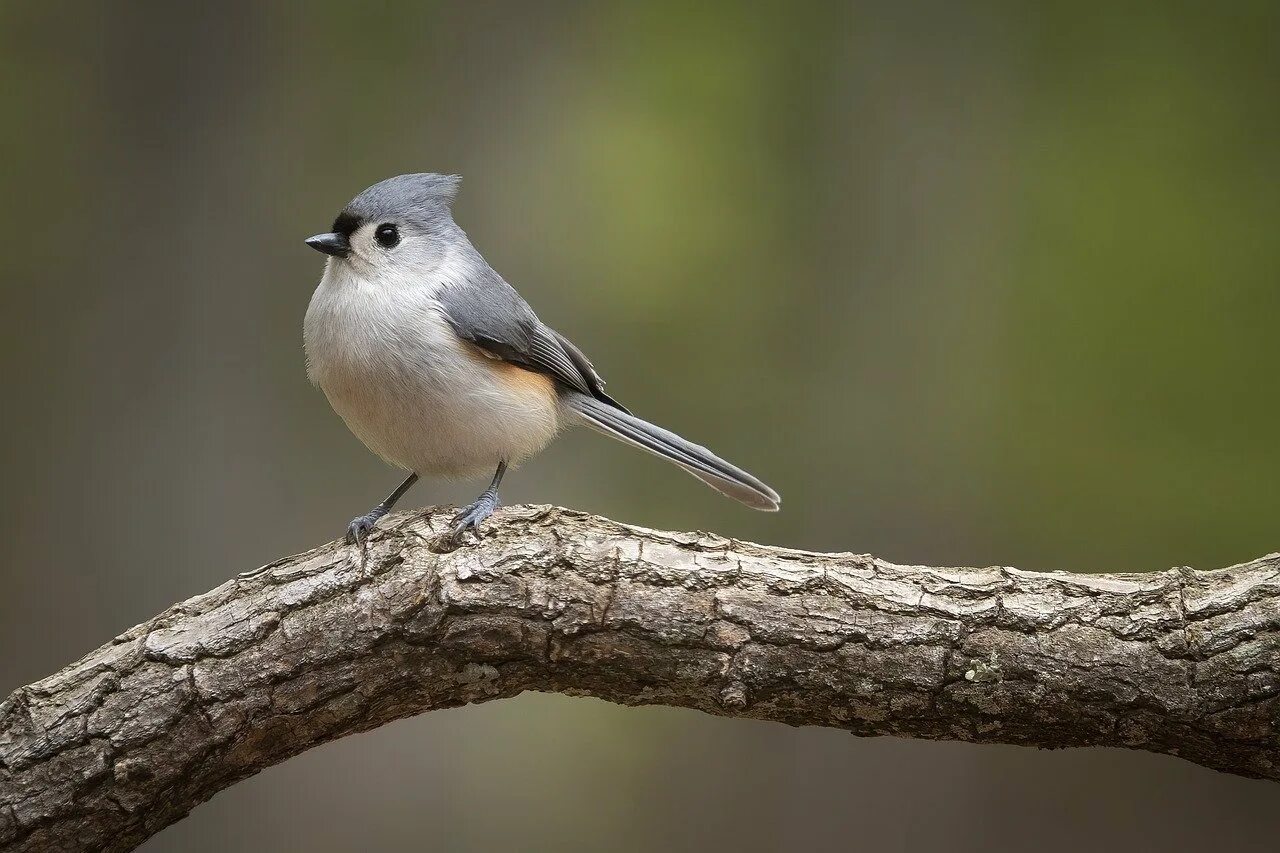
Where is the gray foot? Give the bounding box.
[345,509,386,546]
[448,493,499,542]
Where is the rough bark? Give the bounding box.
[2,506,1278,852]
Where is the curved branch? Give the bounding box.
[2,506,1278,852]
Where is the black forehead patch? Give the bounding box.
[332,210,362,237]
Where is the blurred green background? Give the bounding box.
[2,1,1278,850]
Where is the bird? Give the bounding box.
[302,173,780,546]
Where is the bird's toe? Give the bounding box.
[345,515,377,546]
[447,496,498,541]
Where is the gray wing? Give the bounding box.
[437,272,629,412]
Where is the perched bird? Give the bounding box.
[303,173,780,545]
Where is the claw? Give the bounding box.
[345,514,379,546]
[341,474,418,547]
[447,494,499,543]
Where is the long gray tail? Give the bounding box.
[565,392,780,511]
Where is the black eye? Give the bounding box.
[374,223,400,248]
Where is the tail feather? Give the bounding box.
[565,392,780,511]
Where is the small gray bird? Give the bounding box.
[303,173,780,545]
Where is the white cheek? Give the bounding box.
[376,238,470,296]
[324,225,470,304]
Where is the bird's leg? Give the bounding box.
[449,460,507,541]
[345,472,419,545]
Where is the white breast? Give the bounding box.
[303,256,560,479]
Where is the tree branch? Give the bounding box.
[2,506,1278,852]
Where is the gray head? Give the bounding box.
[305,173,463,269]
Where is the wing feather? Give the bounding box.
[437,271,626,411]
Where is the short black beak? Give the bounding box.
[305,232,350,259]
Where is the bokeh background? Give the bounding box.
[3,1,1279,850]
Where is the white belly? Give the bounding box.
[304,274,560,479]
